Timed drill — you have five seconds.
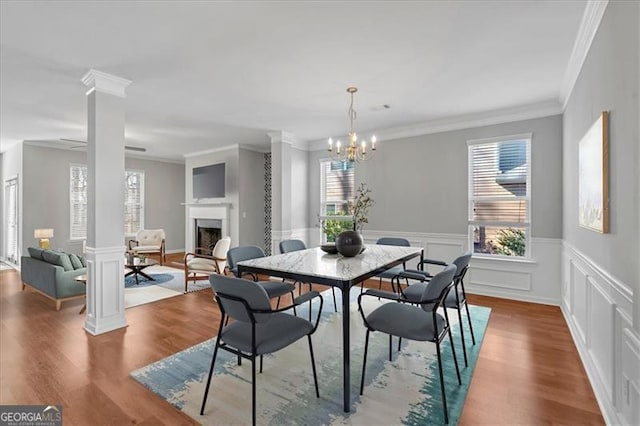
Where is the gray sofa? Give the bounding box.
[21,247,87,310]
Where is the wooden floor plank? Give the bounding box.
[0,254,604,425]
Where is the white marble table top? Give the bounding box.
[237,244,422,284]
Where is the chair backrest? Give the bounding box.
[136,229,165,246]
[420,264,457,311]
[279,239,306,254]
[227,246,266,276]
[376,237,410,247]
[210,275,271,323]
[211,236,231,272]
[451,251,472,280]
[212,237,231,259]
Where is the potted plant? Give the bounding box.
[336,184,375,257]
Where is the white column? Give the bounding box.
[81,69,131,335]
[268,131,295,254]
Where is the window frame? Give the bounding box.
[69,165,145,240]
[467,133,532,259]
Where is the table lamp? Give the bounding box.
[34,228,54,249]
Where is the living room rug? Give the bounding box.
[130,289,491,425]
[125,265,210,309]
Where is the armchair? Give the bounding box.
[128,229,166,265]
[184,236,231,293]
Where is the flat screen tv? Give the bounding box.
[193,163,225,199]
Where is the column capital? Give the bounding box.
[82,69,131,98]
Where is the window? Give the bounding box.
[468,134,531,257]
[4,177,19,264]
[319,160,355,241]
[70,166,145,239]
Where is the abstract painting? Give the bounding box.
[578,111,609,233]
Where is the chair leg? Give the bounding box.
[290,291,297,316]
[447,325,462,385]
[259,355,263,374]
[237,355,242,366]
[436,342,449,424]
[276,296,281,309]
[200,339,221,415]
[456,305,468,367]
[360,329,370,395]
[332,287,337,312]
[252,354,257,426]
[464,302,476,345]
[308,335,320,398]
[398,336,402,352]
[389,334,393,361]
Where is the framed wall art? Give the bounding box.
[578,111,609,233]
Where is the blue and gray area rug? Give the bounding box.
[130,288,491,425]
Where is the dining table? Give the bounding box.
[237,243,423,412]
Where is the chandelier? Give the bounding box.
[328,87,376,163]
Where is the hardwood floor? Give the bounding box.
[0,253,604,425]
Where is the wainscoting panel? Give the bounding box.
[362,231,561,305]
[469,266,531,291]
[561,241,637,426]
[587,277,615,401]
[571,260,589,345]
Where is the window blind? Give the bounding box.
[5,178,19,264]
[70,166,144,239]
[321,160,354,215]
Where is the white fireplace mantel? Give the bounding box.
[186,203,231,251]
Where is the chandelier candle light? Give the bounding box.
[328,87,376,163]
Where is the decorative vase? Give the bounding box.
[335,230,363,257]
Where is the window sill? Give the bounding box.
[471,254,537,265]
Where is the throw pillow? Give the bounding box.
[79,256,87,267]
[28,247,45,260]
[68,253,84,270]
[42,250,74,272]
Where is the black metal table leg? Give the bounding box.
[137,269,155,281]
[342,283,350,412]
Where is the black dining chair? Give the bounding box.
[373,237,410,293]
[358,264,461,424]
[227,245,296,310]
[392,251,475,366]
[279,239,338,312]
[201,275,324,425]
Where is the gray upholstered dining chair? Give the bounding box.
[279,239,338,312]
[227,245,296,309]
[373,237,410,293]
[358,264,461,424]
[393,251,475,366]
[201,275,324,426]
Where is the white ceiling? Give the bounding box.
[1,1,587,162]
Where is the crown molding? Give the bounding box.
[559,0,609,109]
[267,131,308,150]
[81,69,132,98]
[307,100,562,150]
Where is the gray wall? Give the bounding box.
[562,1,639,329]
[238,148,267,247]
[308,115,563,238]
[20,144,185,255]
[123,157,185,251]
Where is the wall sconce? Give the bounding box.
[34,228,54,249]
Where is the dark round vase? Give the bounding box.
[335,230,363,257]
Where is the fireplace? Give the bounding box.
[195,219,222,252]
[186,203,230,254]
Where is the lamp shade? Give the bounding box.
[34,228,54,239]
